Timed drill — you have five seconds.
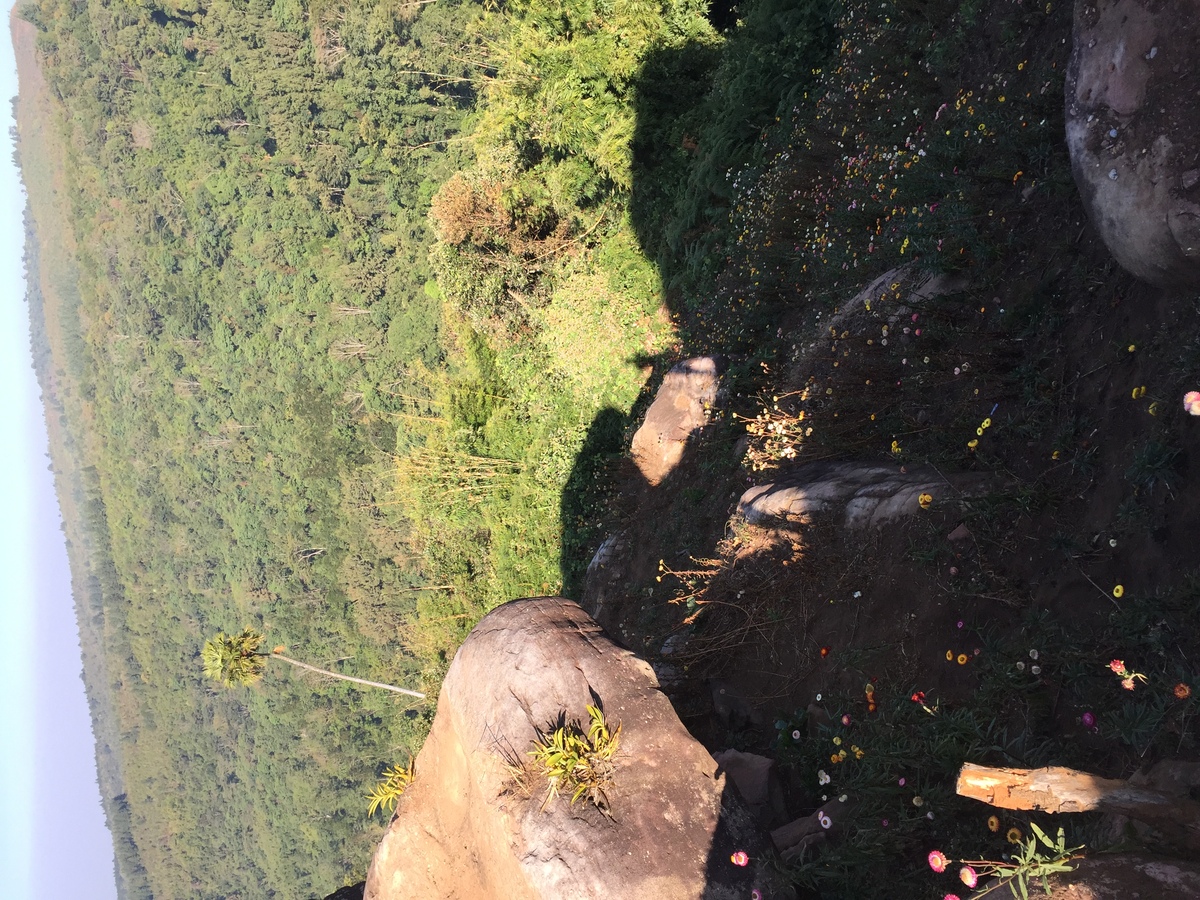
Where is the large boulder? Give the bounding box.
[1065,0,1200,288]
[738,461,998,529]
[631,357,724,485]
[364,597,765,900]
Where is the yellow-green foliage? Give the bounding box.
[529,705,621,811]
[366,761,416,817]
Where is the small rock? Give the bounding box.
[948,523,972,542]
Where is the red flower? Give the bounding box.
[911,691,926,703]
[1109,659,1127,675]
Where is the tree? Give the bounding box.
[202,628,426,698]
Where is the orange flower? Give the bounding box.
[1175,683,1192,700]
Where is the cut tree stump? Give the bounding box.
[956,762,1200,849]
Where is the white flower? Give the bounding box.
[839,794,848,802]
[816,693,822,701]
[912,796,924,807]
[1031,665,1042,675]
[818,811,832,829]
[1016,661,1025,671]
[1029,649,1039,660]
[818,769,831,785]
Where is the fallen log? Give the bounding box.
[956,762,1200,849]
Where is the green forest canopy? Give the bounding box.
[20,0,832,893]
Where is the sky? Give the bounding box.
[0,2,121,896]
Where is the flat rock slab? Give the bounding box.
[1066,0,1200,288]
[738,461,998,529]
[365,598,765,900]
[631,357,724,485]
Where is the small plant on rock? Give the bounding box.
[366,761,415,817]
[529,705,621,815]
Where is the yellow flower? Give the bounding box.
[967,439,979,449]
[946,650,954,661]
[1051,450,1060,460]
[957,653,969,665]
[1128,344,1136,352]
[1132,385,1146,399]
[1006,827,1023,844]
[833,736,842,745]
[918,493,933,509]
[1113,584,1125,598]
[854,748,864,760]
[987,815,1000,832]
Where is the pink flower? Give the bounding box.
[1122,677,1136,691]
[959,865,978,888]
[730,850,749,867]
[944,895,961,900]
[1081,711,1096,729]
[928,850,949,872]
[1184,391,1200,416]
[842,714,852,726]
[1109,659,1127,675]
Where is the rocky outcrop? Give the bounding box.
[738,461,998,529]
[630,357,724,485]
[1065,0,1200,288]
[364,597,765,900]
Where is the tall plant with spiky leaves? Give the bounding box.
[202,628,425,698]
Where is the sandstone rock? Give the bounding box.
[583,531,627,622]
[1065,0,1200,288]
[631,357,724,485]
[737,461,998,529]
[365,597,765,900]
[1028,853,1200,899]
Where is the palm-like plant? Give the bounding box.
[202,628,425,699]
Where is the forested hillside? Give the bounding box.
[19,0,834,893]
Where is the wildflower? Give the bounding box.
[1122,677,1136,690]
[1029,649,1039,660]
[1185,391,1200,416]
[842,713,852,727]
[945,895,962,900]
[818,811,832,829]
[731,850,750,867]
[1006,827,1023,844]
[928,850,949,872]
[853,747,864,760]
[1175,683,1192,700]
[830,753,841,764]
[1031,665,1042,675]
[818,769,831,785]
[911,691,925,703]
[946,650,954,661]
[1110,659,1127,675]
[898,777,906,787]
[959,866,979,888]
[820,646,830,657]
[913,795,924,807]
[864,683,875,696]
[1113,584,1124,598]
[1016,661,1025,671]
[957,620,964,629]
[833,736,842,746]
[957,653,969,665]
[881,818,889,827]
[1081,711,1096,729]
[987,815,1000,832]
[919,492,933,509]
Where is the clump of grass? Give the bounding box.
[366,760,415,817]
[529,705,621,813]
[1126,439,1181,494]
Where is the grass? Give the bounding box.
[528,705,622,813]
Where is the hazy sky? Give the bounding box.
[0,2,121,896]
